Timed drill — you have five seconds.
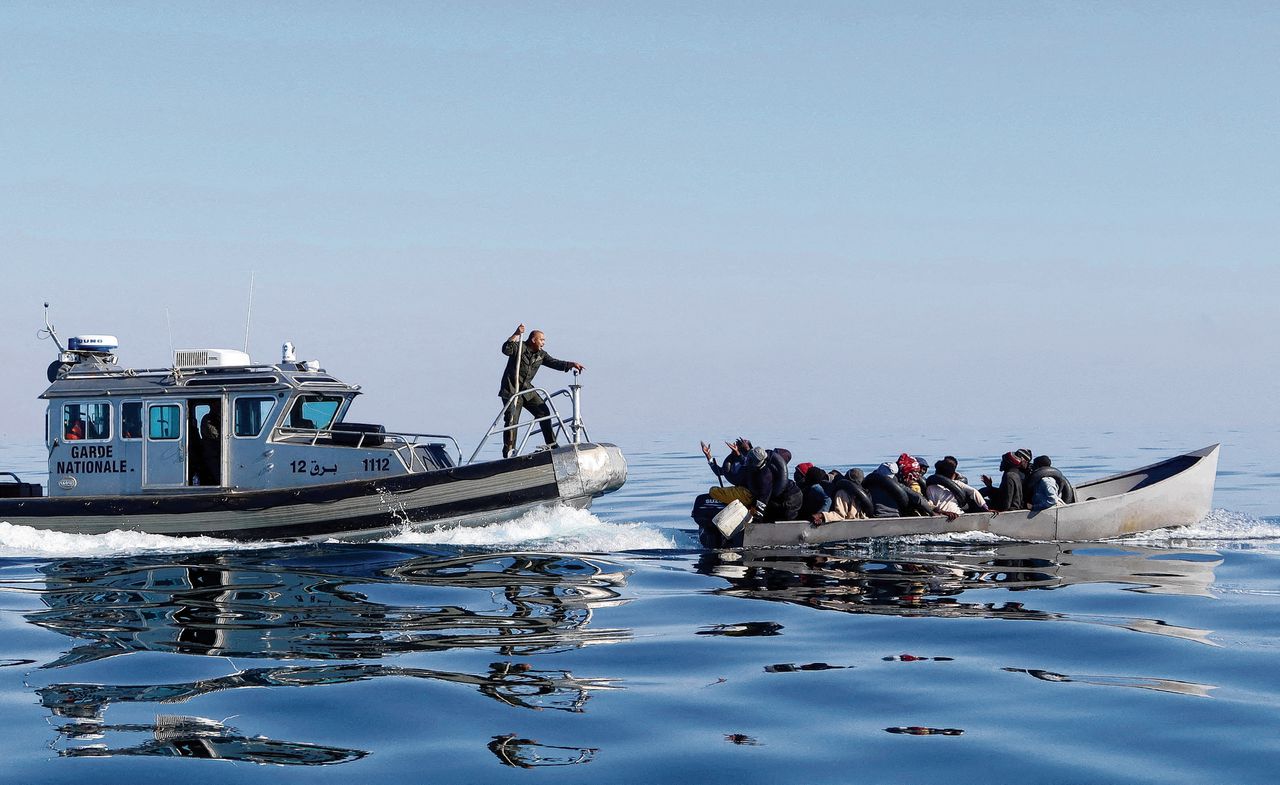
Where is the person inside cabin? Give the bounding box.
[289,402,317,430]
[498,324,584,458]
[196,407,222,485]
[65,415,84,440]
[122,407,141,439]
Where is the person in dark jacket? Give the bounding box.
[499,324,584,458]
[981,451,1030,511]
[701,437,752,487]
[815,467,875,523]
[745,447,802,522]
[797,465,833,520]
[864,460,937,518]
[194,406,222,486]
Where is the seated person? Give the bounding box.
[289,406,318,430]
[816,468,874,524]
[700,438,754,507]
[745,447,802,522]
[864,458,939,518]
[1028,455,1076,511]
[981,450,1032,511]
[925,458,988,516]
[797,465,833,521]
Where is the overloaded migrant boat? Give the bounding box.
[695,445,1219,548]
[0,310,626,541]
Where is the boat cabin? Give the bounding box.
[40,339,456,497]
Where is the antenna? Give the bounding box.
[40,301,66,352]
[165,308,175,358]
[243,270,256,354]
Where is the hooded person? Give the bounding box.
[1028,455,1077,511]
[746,447,802,522]
[982,451,1030,511]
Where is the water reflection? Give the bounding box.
[1003,667,1216,697]
[54,714,367,765]
[39,661,619,722]
[487,734,598,767]
[697,543,1221,643]
[884,726,964,736]
[29,545,630,666]
[19,544,630,766]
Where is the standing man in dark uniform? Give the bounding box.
[499,324,584,458]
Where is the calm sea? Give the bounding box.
[2,428,1279,784]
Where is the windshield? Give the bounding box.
[287,395,343,430]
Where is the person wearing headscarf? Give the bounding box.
[981,450,1031,511]
[864,457,938,518]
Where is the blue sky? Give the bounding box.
[2,2,1276,447]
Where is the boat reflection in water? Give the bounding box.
[56,714,367,766]
[488,733,599,768]
[697,542,1222,644]
[28,544,629,765]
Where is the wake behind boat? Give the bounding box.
[696,445,1219,548]
[0,308,627,541]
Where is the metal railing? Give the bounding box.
[274,425,463,470]
[467,376,587,464]
[270,375,588,469]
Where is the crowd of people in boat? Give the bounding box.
[698,439,1077,524]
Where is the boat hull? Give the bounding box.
[740,445,1219,548]
[0,443,627,542]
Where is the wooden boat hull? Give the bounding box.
[0,443,627,541]
[740,445,1219,548]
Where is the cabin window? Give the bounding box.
[148,405,182,440]
[234,396,277,437]
[287,395,342,430]
[64,402,110,441]
[121,402,143,440]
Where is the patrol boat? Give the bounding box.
[0,311,627,541]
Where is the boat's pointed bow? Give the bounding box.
[552,443,628,501]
